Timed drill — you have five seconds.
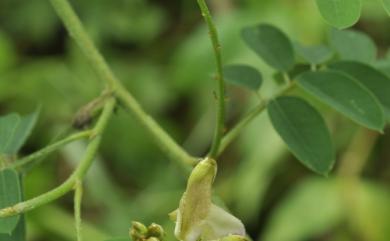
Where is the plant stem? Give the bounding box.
[218,82,296,155]
[0,98,116,218]
[197,0,226,158]
[8,130,92,170]
[74,180,83,241]
[49,0,196,167]
[116,88,198,167]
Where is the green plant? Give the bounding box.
[0,0,389,241]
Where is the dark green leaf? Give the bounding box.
[329,61,390,121]
[297,70,385,131]
[330,29,377,64]
[241,24,294,71]
[223,65,262,90]
[294,43,333,65]
[0,110,39,155]
[315,0,361,29]
[0,169,22,234]
[268,96,334,174]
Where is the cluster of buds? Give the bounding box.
[130,221,165,241]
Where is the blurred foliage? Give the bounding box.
[0,0,389,241]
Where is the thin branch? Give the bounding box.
[197,0,226,158]
[74,180,83,241]
[0,98,116,218]
[49,0,197,167]
[8,130,92,170]
[218,82,296,156]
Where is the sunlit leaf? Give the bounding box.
[268,96,334,175]
[0,110,39,155]
[223,65,262,91]
[330,29,377,64]
[330,61,390,121]
[0,169,22,234]
[297,70,385,131]
[241,24,294,71]
[315,0,361,29]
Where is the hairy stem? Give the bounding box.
[9,130,92,170]
[218,82,296,155]
[197,0,226,158]
[49,0,196,167]
[0,98,116,218]
[74,180,83,241]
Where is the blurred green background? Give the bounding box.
[0,0,390,241]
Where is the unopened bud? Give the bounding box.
[147,223,165,239]
[130,221,148,241]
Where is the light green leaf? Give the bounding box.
[329,61,390,121]
[330,29,377,64]
[268,97,334,175]
[223,65,262,91]
[0,169,22,234]
[0,110,39,155]
[241,24,294,71]
[382,0,390,15]
[297,70,385,131]
[294,43,333,65]
[315,0,361,29]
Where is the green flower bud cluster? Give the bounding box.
[130,221,165,241]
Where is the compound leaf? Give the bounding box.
[223,65,263,91]
[297,70,385,131]
[268,96,334,175]
[329,61,390,122]
[315,0,361,29]
[0,169,22,234]
[241,24,294,71]
[330,29,377,64]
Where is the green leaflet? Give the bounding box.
[329,61,390,122]
[241,24,294,71]
[330,29,377,64]
[0,169,22,234]
[223,65,263,91]
[0,110,39,155]
[297,70,385,131]
[294,43,333,65]
[315,0,361,29]
[268,97,334,175]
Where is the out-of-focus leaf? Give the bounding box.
[261,178,344,241]
[315,0,361,29]
[382,0,390,15]
[241,24,294,71]
[223,65,262,91]
[297,70,385,131]
[294,43,333,65]
[330,29,377,64]
[0,169,22,234]
[0,31,16,72]
[0,110,39,155]
[329,61,390,121]
[268,96,334,174]
[0,216,26,241]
